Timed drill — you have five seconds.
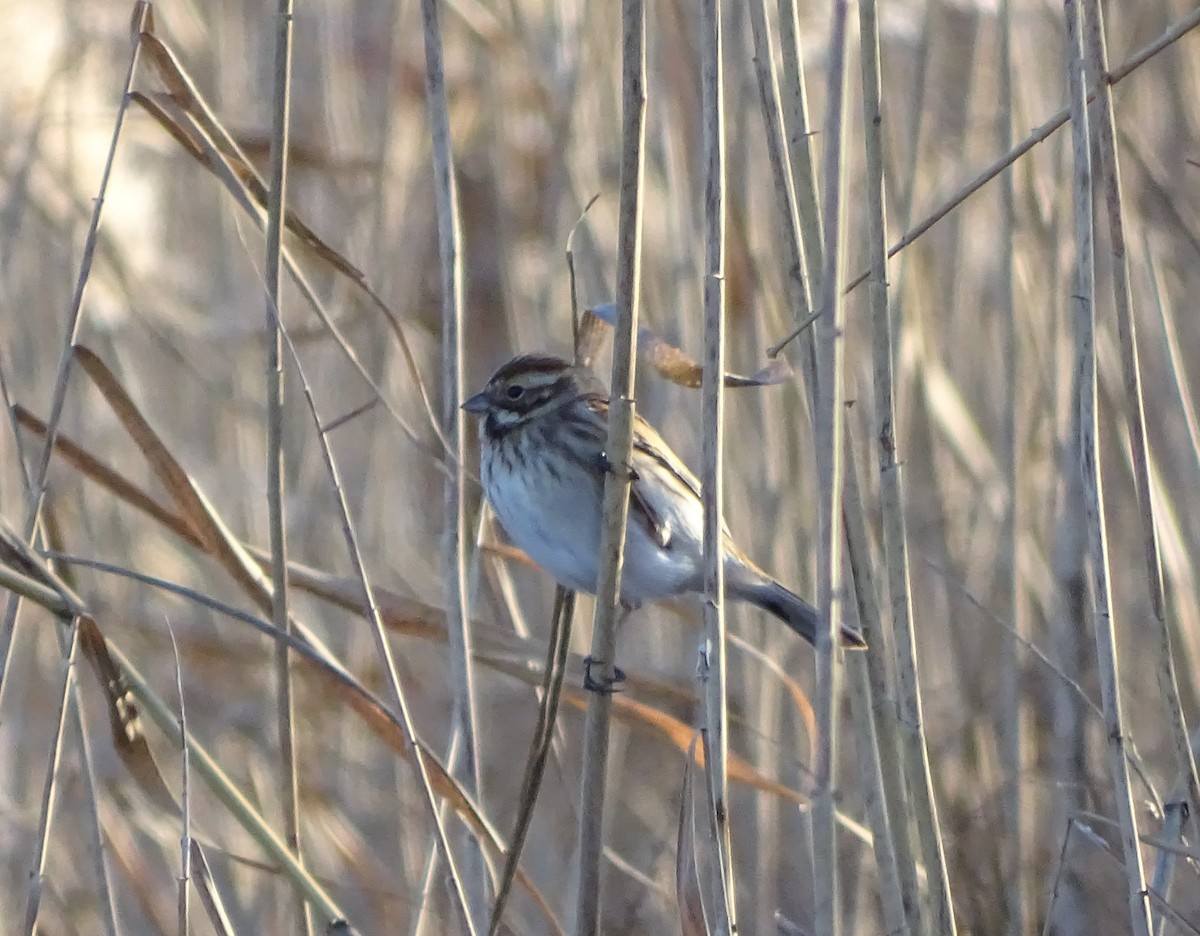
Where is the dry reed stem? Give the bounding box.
[419,0,486,927]
[1064,3,1152,933]
[698,0,735,930]
[575,2,646,930]
[261,0,306,931]
[486,588,574,935]
[277,322,483,932]
[866,37,960,936]
[21,620,80,935]
[852,1,917,931]
[5,3,1200,932]
[164,618,191,936]
[842,447,910,936]
[1081,7,1200,928]
[811,5,851,934]
[746,0,816,392]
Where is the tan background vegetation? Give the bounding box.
[1,0,1199,933]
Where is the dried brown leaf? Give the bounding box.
[584,305,793,389]
[136,24,445,455]
[73,345,272,611]
[139,31,198,109]
[561,686,805,805]
[0,521,176,811]
[12,404,201,550]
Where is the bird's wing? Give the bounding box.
[582,394,703,551]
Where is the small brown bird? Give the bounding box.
[462,354,865,649]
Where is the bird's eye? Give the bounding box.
[506,384,525,400]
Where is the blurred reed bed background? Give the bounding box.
[1,0,1199,933]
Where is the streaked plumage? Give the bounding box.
[462,354,865,649]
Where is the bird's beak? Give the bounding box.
[461,391,489,415]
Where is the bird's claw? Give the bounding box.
[583,655,626,694]
[597,451,638,481]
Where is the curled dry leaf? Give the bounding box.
[584,303,793,389]
[134,17,448,459]
[0,521,176,811]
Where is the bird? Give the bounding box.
[462,353,865,650]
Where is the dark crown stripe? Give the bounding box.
[489,354,571,383]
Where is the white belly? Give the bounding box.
[483,444,701,605]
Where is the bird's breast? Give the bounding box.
[482,435,604,594]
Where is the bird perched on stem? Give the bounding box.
[463,354,865,650]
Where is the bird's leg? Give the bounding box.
[582,603,634,694]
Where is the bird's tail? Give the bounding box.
[728,570,866,649]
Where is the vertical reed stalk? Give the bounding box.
[699,0,735,930]
[867,24,960,936]
[854,1,920,931]
[1081,4,1200,928]
[261,1,307,932]
[574,2,646,932]
[775,0,825,301]
[811,5,851,934]
[746,0,816,390]
[842,446,911,936]
[1064,4,1152,933]
[419,0,486,925]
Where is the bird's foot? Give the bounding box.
[582,655,626,694]
[596,451,639,481]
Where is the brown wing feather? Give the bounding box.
[580,393,703,551]
[576,393,705,552]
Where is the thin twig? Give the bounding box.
[166,617,191,936]
[21,620,81,935]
